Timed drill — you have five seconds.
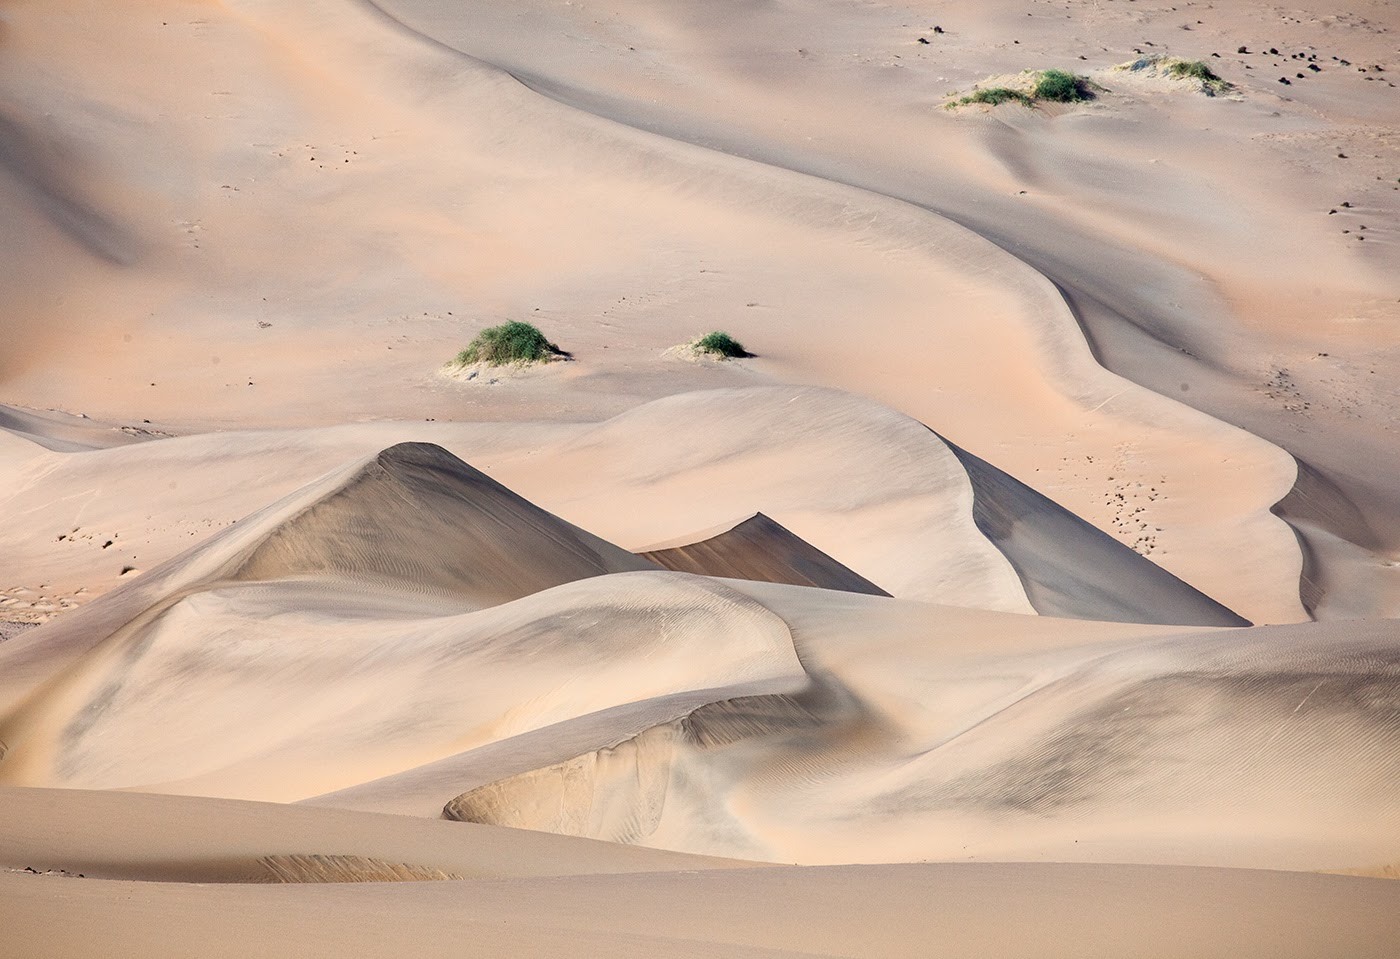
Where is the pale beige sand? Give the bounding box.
[375,0,1400,615]
[3,0,1399,952]
[2,451,1396,874]
[3,861,1399,958]
[0,786,748,882]
[442,581,1400,869]
[0,0,1316,624]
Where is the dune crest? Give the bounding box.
[3,0,1399,951]
[639,512,892,597]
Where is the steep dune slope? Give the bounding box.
[639,512,892,596]
[946,440,1249,626]
[0,442,654,712]
[225,441,654,601]
[1,388,1261,632]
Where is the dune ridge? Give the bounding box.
[639,512,892,596]
[4,447,1395,875]
[3,0,1399,952]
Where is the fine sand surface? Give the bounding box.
[3,0,1399,953]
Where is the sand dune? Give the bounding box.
[639,512,892,596]
[0,786,745,883]
[946,439,1250,626]
[442,582,1400,869]
[0,441,655,709]
[0,0,1311,624]
[3,0,1399,952]
[4,448,1394,872]
[3,858,1399,958]
[6,386,1253,628]
[374,0,1400,616]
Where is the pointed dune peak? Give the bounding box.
[231,442,656,606]
[639,513,891,597]
[0,443,655,715]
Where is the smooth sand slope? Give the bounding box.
[0,387,1253,632]
[375,0,1400,616]
[3,449,1397,874]
[0,0,1312,623]
[3,0,1399,953]
[5,858,1400,958]
[443,582,1400,868]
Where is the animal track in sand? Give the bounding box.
[1057,446,1166,558]
[0,585,90,622]
[1096,445,1165,558]
[1262,366,1312,415]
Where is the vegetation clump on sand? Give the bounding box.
[958,87,1033,107]
[1118,56,1233,95]
[1032,68,1092,102]
[950,69,1094,109]
[694,331,749,358]
[452,321,566,367]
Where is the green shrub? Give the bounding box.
[1167,59,1218,82]
[950,70,1093,109]
[455,321,564,366]
[1033,69,1091,102]
[959,87,1034,107]
[694,331,748,358]
[1164,58,1230,92]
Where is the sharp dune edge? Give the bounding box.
[3,0,1400,954]
[639,512,895,598]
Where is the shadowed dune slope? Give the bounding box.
[0,567,802,800]
[3,387,1270,632]
[0,441,656,713]
[4,438,1378,866]
[944,439,1251,626]
[443,582,1400,870]
[639,513,891,597]
[225,441,656,601]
